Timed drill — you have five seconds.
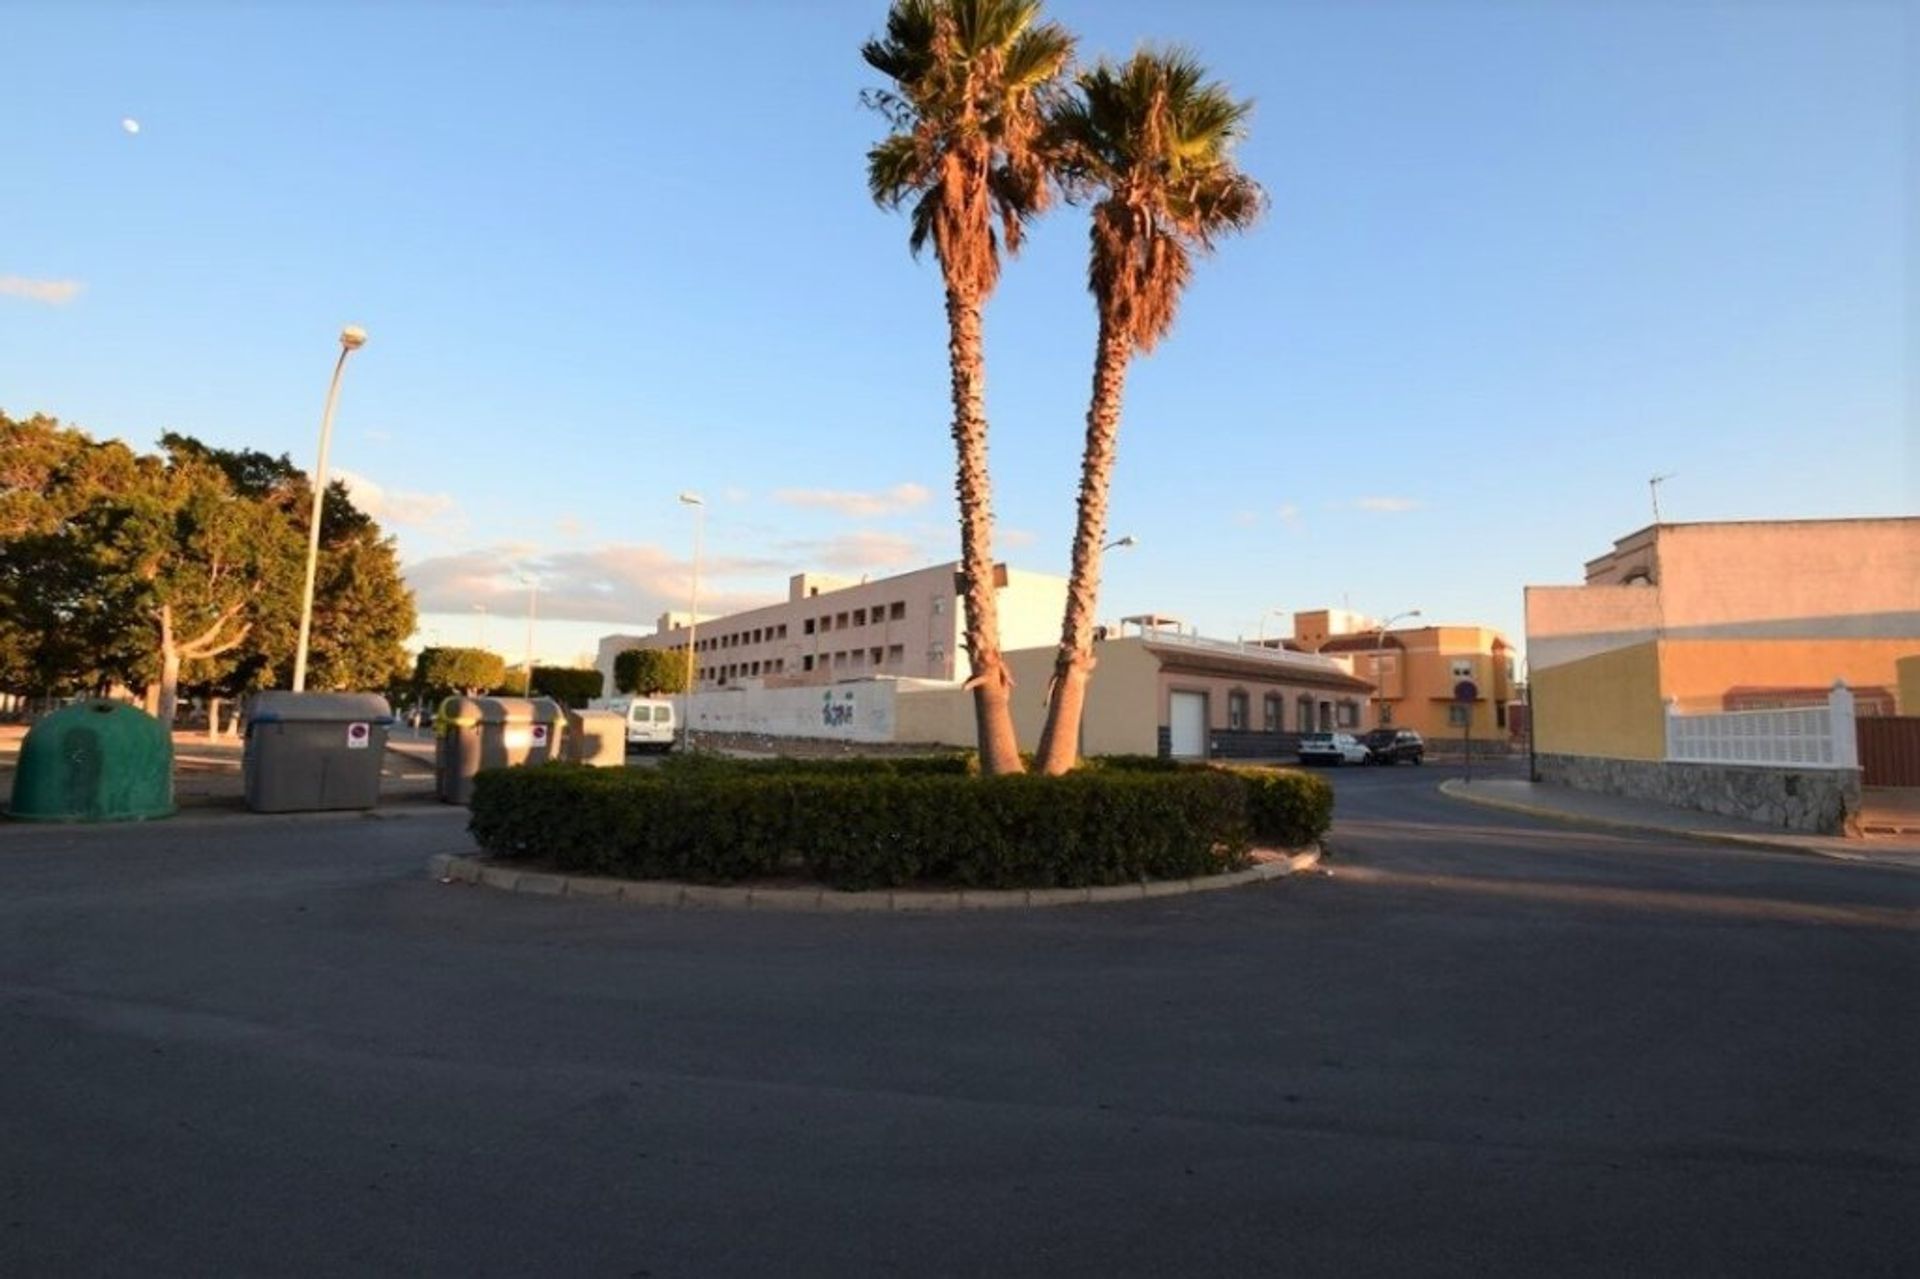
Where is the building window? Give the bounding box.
[931,598,944,615]
[1228,691,1249,731]
[889,601,906,621]
[1263,694,1281,732]
[1450,659,1473,680]
[1448,704,1471,728]
[837,612,850,629]
[1297,695,1313,727]
[803,655,814,672]
[887,644,904,664]
[804,619,815,635]
[870,647,883,665]
[777,625,788,639]
[1380,703,1394,726]
[853,608,867,627]
[1337,701,1359,728]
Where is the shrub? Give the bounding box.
[466,760,1289,890]
[1228,766,1334,848]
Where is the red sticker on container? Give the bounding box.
[530,723,549,747]
[346,722,371,749]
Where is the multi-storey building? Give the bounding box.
[595,562,1068,694]
[1284,608,1519,741]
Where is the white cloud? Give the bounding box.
[1352,496,1422,513]
[337,469,460,530]
[0,276,84,305]
[778,529,929,573]
[405,541,783,625]
[1276,503,1302,528]
[773,482,932,518]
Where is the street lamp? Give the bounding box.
[1103,534,1137,552]
[518,573,539,695]
[291,325,367,692]
[679,492,705,752]
[473,603,488,650]
[1372,608,1422,727]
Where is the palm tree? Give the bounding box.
[1034,50,1264,774]
[863,0,1074,775]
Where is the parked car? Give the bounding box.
[1361,728,1425,765]
[589,696,678,752]
[1296,732,1371,766]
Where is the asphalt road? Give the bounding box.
[1,762,1914,1277]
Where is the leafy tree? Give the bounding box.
[863,0,1074,775]
[414,647,507,700]
[614,647,688,696]
[0,413,418,718]
[530,666,604,707]
[1033,51,1262,773]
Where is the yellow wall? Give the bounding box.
[1902,655,1920,715]
[1659,638,1916,711]
[1532,641,1665,760]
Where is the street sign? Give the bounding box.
[530,723,550,748]
[346,722,370,750]
[1453,679,1478,703]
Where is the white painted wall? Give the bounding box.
[684,679,901,743]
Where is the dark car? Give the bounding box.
[1361,728,1424,765]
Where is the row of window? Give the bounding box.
[803,600,911,637]
[696,623,789,654]
[699,644,914,685]
[1223,691,1363,733]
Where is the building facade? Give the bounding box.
[1284,609,1519,742]
[1526,518,1918,762]
[595,562,1068,696]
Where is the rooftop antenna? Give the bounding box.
[1649,473,1675,525]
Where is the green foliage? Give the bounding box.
[530,665,603,707]
[415,646,507,699]
[614,647,687,696]
[467,756,1333,892]
[0,412,417,703]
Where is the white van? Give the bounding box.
[591,697,677,751]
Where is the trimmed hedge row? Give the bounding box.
[468,757,1332,891]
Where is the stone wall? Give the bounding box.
[1536,753,1862,836]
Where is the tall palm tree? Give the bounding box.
[1034,50,1264,774]
[863,0,1073,775]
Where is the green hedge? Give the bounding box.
[468,757,1332,891]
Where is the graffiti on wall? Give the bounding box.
[821,690,857,729]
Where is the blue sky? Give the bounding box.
[2,1,1910,667]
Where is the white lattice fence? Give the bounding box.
[1664,683,1859,770]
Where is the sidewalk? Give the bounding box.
[1441,778,1920,866]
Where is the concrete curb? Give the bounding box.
[427,846,1322,912]
[1437,779,1880,863]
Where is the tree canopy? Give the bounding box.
[414,647,507,700]
[0,411,417,716]
[614,647,688,696]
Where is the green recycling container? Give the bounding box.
[7,699,176,822]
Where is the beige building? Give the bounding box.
[596,562,1068,695]
[1526,518,1918,762]
[1285,609,1519,742]
[898,621,1375,759]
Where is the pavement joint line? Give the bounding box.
[1436,779,1886,864]
[429,845,1321,912]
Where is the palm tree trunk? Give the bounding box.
[944,287,1023,775]
[1036,314,1133,775]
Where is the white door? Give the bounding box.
[1170,692,1208,759]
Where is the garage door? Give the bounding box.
[1170,692,1207,759]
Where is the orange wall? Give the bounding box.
[1658,638,1916,711]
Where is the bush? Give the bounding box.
[1228,766,1334,848]
[469,758,1328,890]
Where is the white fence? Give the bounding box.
[1664,681,1859,770]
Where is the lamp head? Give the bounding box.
[679,491,705,506]
[339,325,367,351]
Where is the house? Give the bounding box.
[1284,609,1519,742]
[1523,516,1919,831]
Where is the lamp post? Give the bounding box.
[679,492,705,752]
[291,325,367,692]
[1372,608,1422,727]
[473,603,489,650]
[518,573,539,696]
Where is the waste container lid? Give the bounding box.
[437,696,566,727]
[246,691,394,725]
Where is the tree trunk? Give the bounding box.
[943,287,1023,775]
[157,649,181,729]
[1036,315,1134,775]
[206,695,222,741]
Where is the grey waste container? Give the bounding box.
[243,692,393,813]
[564,708,627,768]
[434,696,568,805]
